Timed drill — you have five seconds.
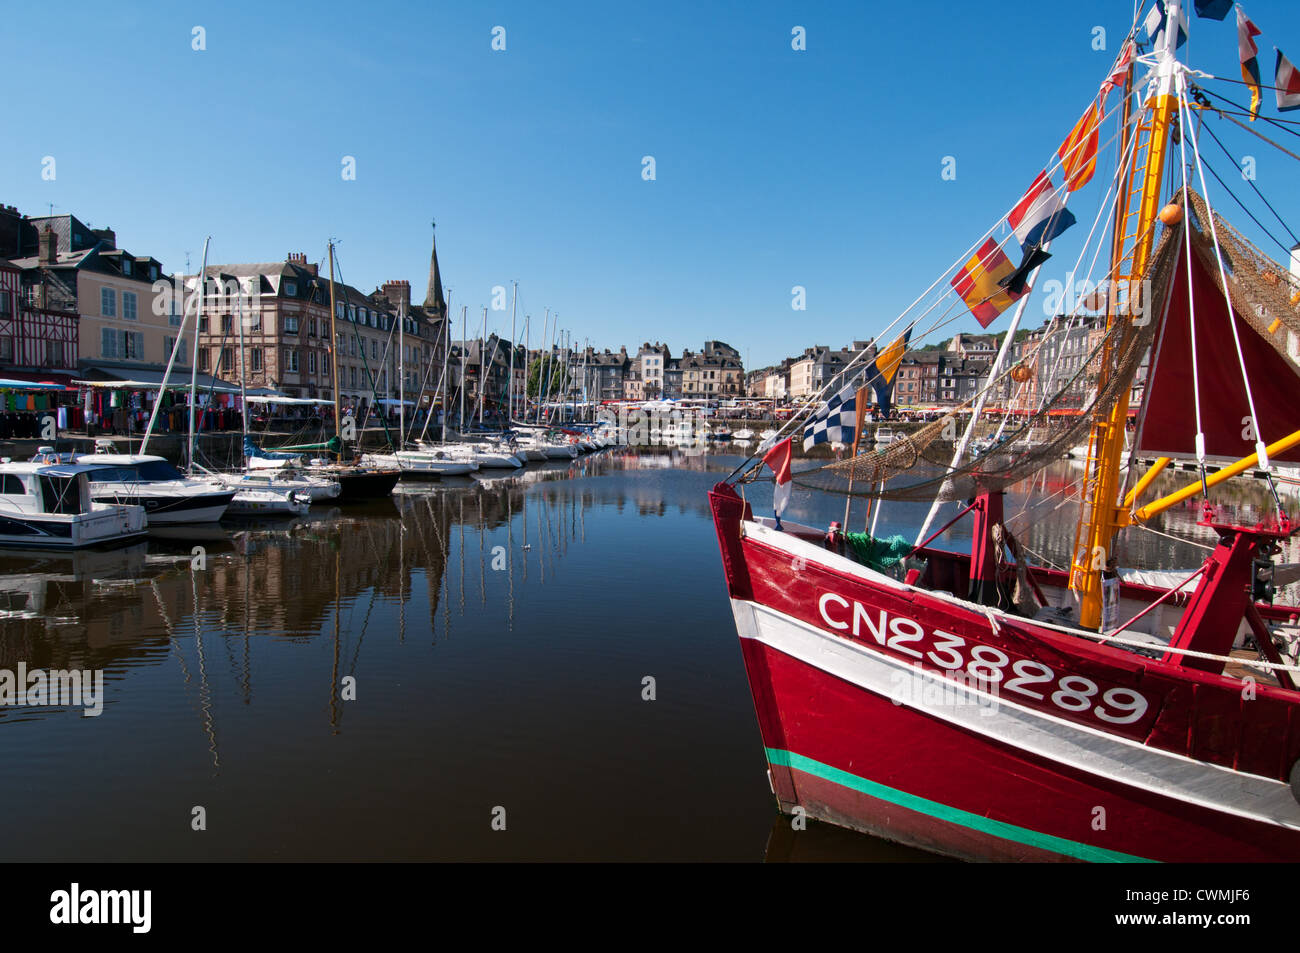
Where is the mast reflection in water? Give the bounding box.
[0,450,1292,860]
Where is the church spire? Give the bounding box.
[424,220,446,317]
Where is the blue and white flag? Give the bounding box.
[1145,0,1188,48]
[803,381,863,451]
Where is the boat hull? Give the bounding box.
[331,468,401,501]
[89,490,234,525]
[0,508,147,550]
[709,483,1300,862]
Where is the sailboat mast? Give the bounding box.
[187,237,210,475]
[398,296,405,448]
[237,269,247,449]
[327,242,342,459]
[460,305,467,434]
[1069,2,1181,628]
[478,306,488,426]
[508,280,517,423]
[537,308,550,424]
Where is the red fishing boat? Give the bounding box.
[711,1,1300,862]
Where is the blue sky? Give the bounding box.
[4,0,1299,369]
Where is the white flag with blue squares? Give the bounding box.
[803,382,860,451]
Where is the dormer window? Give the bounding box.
[285,281,298,297]
[122,259,132,277]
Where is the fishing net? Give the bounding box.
[1183,189,1300,373]
[783,206,1185,503]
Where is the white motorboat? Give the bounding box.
[215,467,341,502]
[733,428,755,440]
[759,429,778,441]
[61,446,235,525]
[0,461,147,548]
[224,483,311,517]
[874,426,897,447]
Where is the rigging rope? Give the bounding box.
[1175,84,1209,494]
[1181,83,1271,473]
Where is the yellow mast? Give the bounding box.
[327,241,343,460]
[1069,3,1182,628]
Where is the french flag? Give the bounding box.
[763,437,793,528]
[1276,49,1300,113]
[1008,172,1077,248]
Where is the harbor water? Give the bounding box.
[0,447,1293,861]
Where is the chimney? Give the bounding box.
[38,227,57,265]
[382,279,411,311]
[286,251,318,277]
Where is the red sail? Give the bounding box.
[1137,236,1300,463]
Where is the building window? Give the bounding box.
[221,315,233,335]
[199,349,210,372]
[284,349,299,373]
[371,339,378,359]
[122,291,138,320]
[221,346,235,371]
[285,315,299,334]
[124,331,144,359]
[284,281,297,297]
[0,336,13,362]
[122,259,132,277]
[101,288,116,317]
[250,348,263,372]
[0,293,10,316]
[308,351,317,374]
[165,337,189,365]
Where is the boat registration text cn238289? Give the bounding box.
[815,592,1153,729]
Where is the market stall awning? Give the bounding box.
[0,370,77,388]
[0,378,66,390]
[76,365,243,394]
[245,395,334,406]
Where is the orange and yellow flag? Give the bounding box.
[1058,101,1100,192]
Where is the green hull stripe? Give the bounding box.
[766,747,1158,863]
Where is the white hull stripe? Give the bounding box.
[732,598,1300,831]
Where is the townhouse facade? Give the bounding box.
[3,213,173,381]
[637,342,670,399]
[195,235,447,414]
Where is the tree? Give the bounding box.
[526,356,570,398]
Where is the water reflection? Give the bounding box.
[0,444,1294,861]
